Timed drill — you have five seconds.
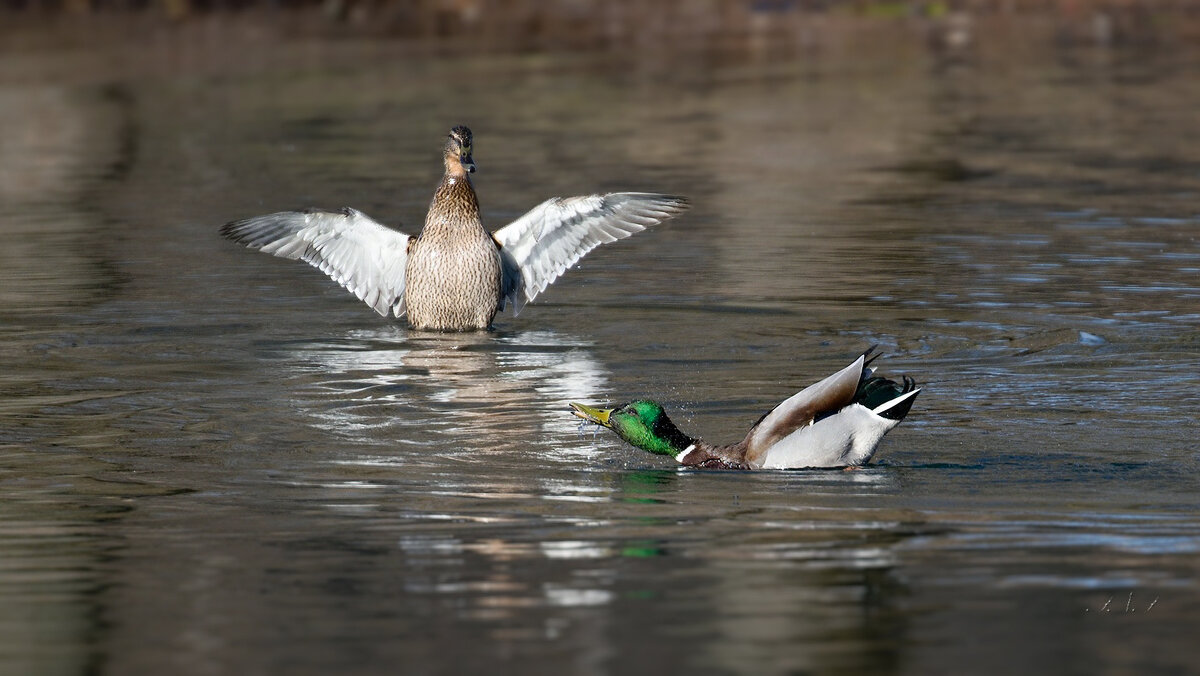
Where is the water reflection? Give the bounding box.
[279,327,610,465]
[0,83,134,314]
[355,463,923,673]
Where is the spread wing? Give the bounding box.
[491,193,688,315]
[220,208,411,318]
[742,354,868,466]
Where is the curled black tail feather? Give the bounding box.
[855,374,919,421]
[862,344,882,369]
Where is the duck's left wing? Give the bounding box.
[492,193,688,315]
[220,208,411,318]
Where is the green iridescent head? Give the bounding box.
[570,400,695,457]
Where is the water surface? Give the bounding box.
[2,37,1199,675]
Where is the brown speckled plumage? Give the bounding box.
[405,173,501,331]
[404,126,501,330]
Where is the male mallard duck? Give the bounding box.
[570,349,920,469]
[220,126,688,331]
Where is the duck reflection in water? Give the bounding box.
[283,328,611,462]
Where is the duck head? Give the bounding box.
[444,125,476,176]
[570,400,695,457]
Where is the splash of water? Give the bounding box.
[576,418,600,440]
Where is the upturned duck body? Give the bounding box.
[570,349,920,470]
[220,126,688,331]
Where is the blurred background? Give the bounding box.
[3,2,1200,675]
[4,0,1199,49]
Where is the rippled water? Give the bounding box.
[2,36,1200,674]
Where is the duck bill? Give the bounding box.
[569,402,613,428]
[460,153,476,173]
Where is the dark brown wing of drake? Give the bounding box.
[740,354,867,466]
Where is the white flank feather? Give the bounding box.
[756,404,904,469]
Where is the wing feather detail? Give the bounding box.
[742,355,867,466]
[220,208,411,318]
[492,193,688,315]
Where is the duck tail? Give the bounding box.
[861,344,881,368]
[855,374,921,421]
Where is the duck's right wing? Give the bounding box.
[220,208,411,318]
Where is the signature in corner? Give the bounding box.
[1085,592,1158,614]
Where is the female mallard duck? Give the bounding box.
[570,349,920,469]
[220,126,688,331]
